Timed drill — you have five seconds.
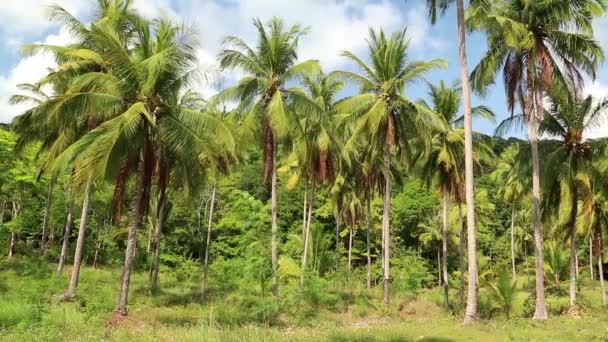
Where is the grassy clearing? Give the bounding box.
[1,258,607,341]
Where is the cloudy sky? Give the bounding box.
[1,0,607,137]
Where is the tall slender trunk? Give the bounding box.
[8,232,16,258]
[366,197,372,290]
[348,226,353,277]
[147,223,153,254]
[41,178,55,256]
[590,236,594,281]
[511,204,517,280]
[57,198,75,274]
[442,194,449,309]
[303,190,307,240]
[437,247,442,286]
[575,253,579,277]
[569,197,578,307]
[115,146,153,316]
[270,139,279,298]
[202,180,217,295]
[382,149,392,304]
[301,185,315,285]
[151,192,167,292]
[530,88,548,320]
[335,215,340,270]
[598,232,606,306]
[63,178,93,300]
[525,242,530,288]
[458,202,465,304]
[457,0,478,324]
[8,201,18,258]
[92,220,106,269]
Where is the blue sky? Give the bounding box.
[1,0,607,137]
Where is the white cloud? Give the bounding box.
[0,28,74,123]
[0,0,443,122]
[0,0,87,34]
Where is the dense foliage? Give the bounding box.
[1,0,608,336]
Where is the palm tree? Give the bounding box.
[468,0,607,320]
[11,0,139,294]
[540,92,608,307]
[280,72,342,284]
[419,80,494,309]
[334,28,445,303]
[50,16,220,316]
[216,17,321,297]
[491,144,528,279]
[420,0,480,323]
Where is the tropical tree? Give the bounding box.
[419,80,494,309]
[280,72,342,284]
[48,15,226,316]
[468,0,607,320]
[420,0,480,323]
[491,144,528,279]
[540,92,608,307]
[334,28,446,303]
[216,17,321,297]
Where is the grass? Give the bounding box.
[1,257,608,341]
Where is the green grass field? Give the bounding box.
[1,258,607,341]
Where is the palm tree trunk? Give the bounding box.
[457,0,478,324]
[335,215,340,270]
[202,180,217,295]
[366,198,372,290]
[511,204,517,280]
[382,150,392,304]
[8,201,18,259]
[348,226,353,277]
[525,242,530,288]
[590,236,594,281]
[92,220,106,269]
[8,232,16,258]
[569,194,578,307]
[437,246,442,286]
[442,194,449,309]
[115,147,153,316]
[301,185,315,285]
[270,139,279,298]
[41,178,55,256]
[57,199,75,274]
[147,223,153,254]
[303,190,307,241]
[598,233,606,306]
[63,178,93,300]
[458,202,465,304]
[151,195,167,293]
[530,88,548,320]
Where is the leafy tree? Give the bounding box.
[469,0,607,320]
[217,17,321,297]
[540,92,608,307]
[420,0,481,323]
[334,28,445,304]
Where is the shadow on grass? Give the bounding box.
[329,335,455,342]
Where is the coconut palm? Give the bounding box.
[419,80,495,309]
[468,0,607,320]
[491,144,528,279]
[280,72,342,284]
[48,16,226,316]
[540,92,608,307]
[420,0,480,323]
[11,0,139,294]
[216,17,321,297]
[334,28,446,303]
